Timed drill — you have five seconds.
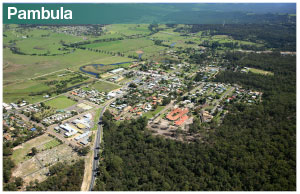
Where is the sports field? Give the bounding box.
[45,95,77,109]
[90,81,120,92]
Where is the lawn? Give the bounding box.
[12,134,54,164]
[143,106,165,119]
[91,81,120,92]
[92,108,103,131]
[44,95,77,110]
[43,139,62,150]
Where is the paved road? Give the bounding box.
[89,99,115,191]
[211,86,234,114]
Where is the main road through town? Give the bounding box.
[88,99,115,191]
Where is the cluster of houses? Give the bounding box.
[107,75,124,82]
[110,101,128,110]
[3,113,27,131]
[42,111,73,125]
[3,113,36,142]
[227,87,262,104]
[3,101,28,110]
[71,89,106,105]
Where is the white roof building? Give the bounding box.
[60,124,78,137]
[110,68,125,74]
[75,131,90,141]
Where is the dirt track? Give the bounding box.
[80,131,96,191]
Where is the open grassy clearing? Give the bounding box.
[248,68,274,75]
[3,48,113,81]
[4,28,84,54]
[3,70,93,103]
[13,143,81,185]
[143,106,165,119]
[83,37,154,53]
[106,24,151,36]
[45,95,77,110]
[90,81,120,92]
[201,35,264,47]
[43,139,62,150]
[3,80,52,104]
[16,33,82,55]
[125,44,167,59]
[12,134,54,164]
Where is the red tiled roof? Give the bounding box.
[175,115,189,126]
[166,108,189,121]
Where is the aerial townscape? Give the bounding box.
[2,4,296,192]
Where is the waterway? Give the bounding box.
[79,61,136,78]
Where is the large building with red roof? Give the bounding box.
[166,108,189,126]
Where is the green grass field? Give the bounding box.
[3,80,52,103]
[43,139,61,150]
[3,70,93,104]
[92,108,103,131]
[106,24,151,36]
[83,37,154,53]
[91,81,120,92]
[248,68,274,76]
[45,95,77,109]
[143,106,165,119]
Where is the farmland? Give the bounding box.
[105,24,151,36]
[83,38,154,53]
[3,70,93,103]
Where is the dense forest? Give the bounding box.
[94,53,295,191]
[26,160,85,191]
[186,24,296,51]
